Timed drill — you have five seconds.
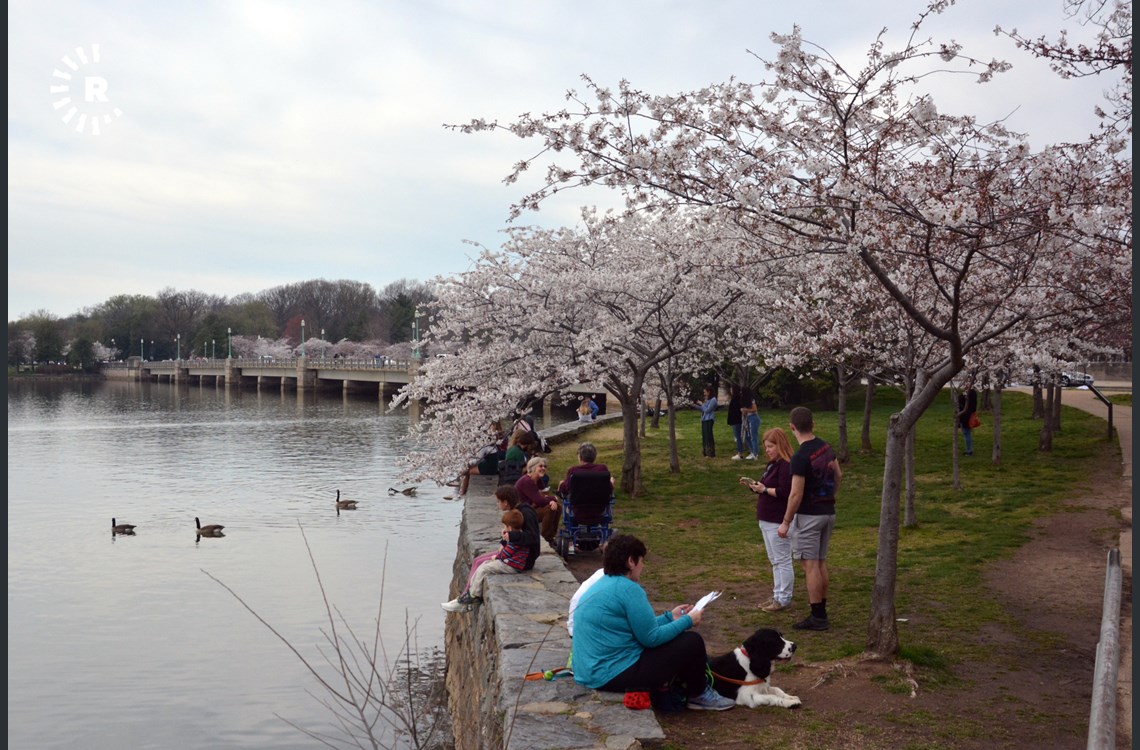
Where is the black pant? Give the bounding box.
[599,631,709,697]
[701,420,716,457]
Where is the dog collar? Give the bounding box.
[739,645,749,658]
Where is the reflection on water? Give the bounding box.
[7,379,462,749]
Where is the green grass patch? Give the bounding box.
[545,389,1118,679]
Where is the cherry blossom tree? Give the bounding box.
[396,210,755,495]
[457,7,1129,654]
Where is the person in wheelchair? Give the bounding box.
[555,442,616,557]
[557,442,614,497]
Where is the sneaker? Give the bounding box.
[761,600,787,612]
[730,453,742,461]
[745,453,757,460]
[567,542,576,556]
[792,615,830,631]
[440,592,481,612]
[687,684,735,711]
[440,598,469,613]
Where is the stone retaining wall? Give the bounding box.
[443,415,665,750]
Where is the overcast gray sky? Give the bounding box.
[7,0,1112,321]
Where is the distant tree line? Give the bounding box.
[6,278,436,370]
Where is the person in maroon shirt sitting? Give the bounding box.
[516,456,560,543]
[557,442,615,497]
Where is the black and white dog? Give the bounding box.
[709,628,801,708]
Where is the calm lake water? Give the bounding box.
[6,378,467,749]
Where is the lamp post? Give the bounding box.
[412,308,421,360]
[140,338,144,361]
[176,333,181,360]
[110,338,115,360]
[321,329,325,359]
[300,319,306,357]
[212,339,216,359]
[227,328,232,359]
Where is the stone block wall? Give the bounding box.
[443,415,664,750]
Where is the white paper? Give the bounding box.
[692,590,722,612]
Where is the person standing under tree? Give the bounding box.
[780,406,841,631]
[956,379,978,456]
[741,386,761,460]
[699,385,717,458]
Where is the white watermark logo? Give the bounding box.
[50,44,123,135]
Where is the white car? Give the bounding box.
[1060,371,1094,387]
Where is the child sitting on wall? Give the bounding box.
[441,509,528,612]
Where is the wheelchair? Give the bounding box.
[553,470,615,558]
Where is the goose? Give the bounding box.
[111,518,137,535]
[195,517,225,536]
[387,486,418,497]
[335,490,358,510]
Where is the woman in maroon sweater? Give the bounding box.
[515,456,560,543]
[744,428,794,612]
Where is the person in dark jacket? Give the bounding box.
[745,428,795,612]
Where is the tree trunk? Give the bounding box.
[868,362,961,657]
[867,414,906,657]
[860,375,875,454]
[651,397,662,429]
[1038,382,1055,451]
[665,388,680,473]
[903,370,923,528]
[991,385,1003,465]
[836,364,850,463]
[619,396,645,496]
[639,398,647,438]
[1032,382,1044,419]
[949,379,962,490]
[1052,382,1062,433]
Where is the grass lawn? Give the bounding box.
[545,387,1118,671]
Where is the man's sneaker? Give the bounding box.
[792,615,830,631]
[687,684,735,711]
[745,453,757,460]
[761,599,787,612]
[730,453,742,460]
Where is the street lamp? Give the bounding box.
[212,339,216,359]
[227,328,232,359]
[321,328,325,359]
[412,308,421,360]
[300,319,306,356]
[140,338,144,361]
[176,334,181,360]
[110,338,115,360]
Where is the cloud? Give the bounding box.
[7,0,1120,320]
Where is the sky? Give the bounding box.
[7,0,1116,322]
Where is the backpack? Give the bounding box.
[808,442,838,501]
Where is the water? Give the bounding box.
[6,378,463,750]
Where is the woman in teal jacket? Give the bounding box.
[571,535,734,710]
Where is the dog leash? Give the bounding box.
[710,645,766,686]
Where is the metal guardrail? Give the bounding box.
[1086,385,1115,441]
[1087,548,1122,750]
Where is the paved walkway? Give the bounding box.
[1059,384,1131,746]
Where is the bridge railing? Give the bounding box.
[131,357,414,371]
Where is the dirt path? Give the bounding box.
[563,386,1133,749]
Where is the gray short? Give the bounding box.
[792,513,836,560]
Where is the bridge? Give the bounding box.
[102,356,609,414]
[104,356,416,402]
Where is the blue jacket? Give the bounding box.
[571,574,692,688]
[700,397,717,421]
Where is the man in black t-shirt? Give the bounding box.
[779,406,842,631]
